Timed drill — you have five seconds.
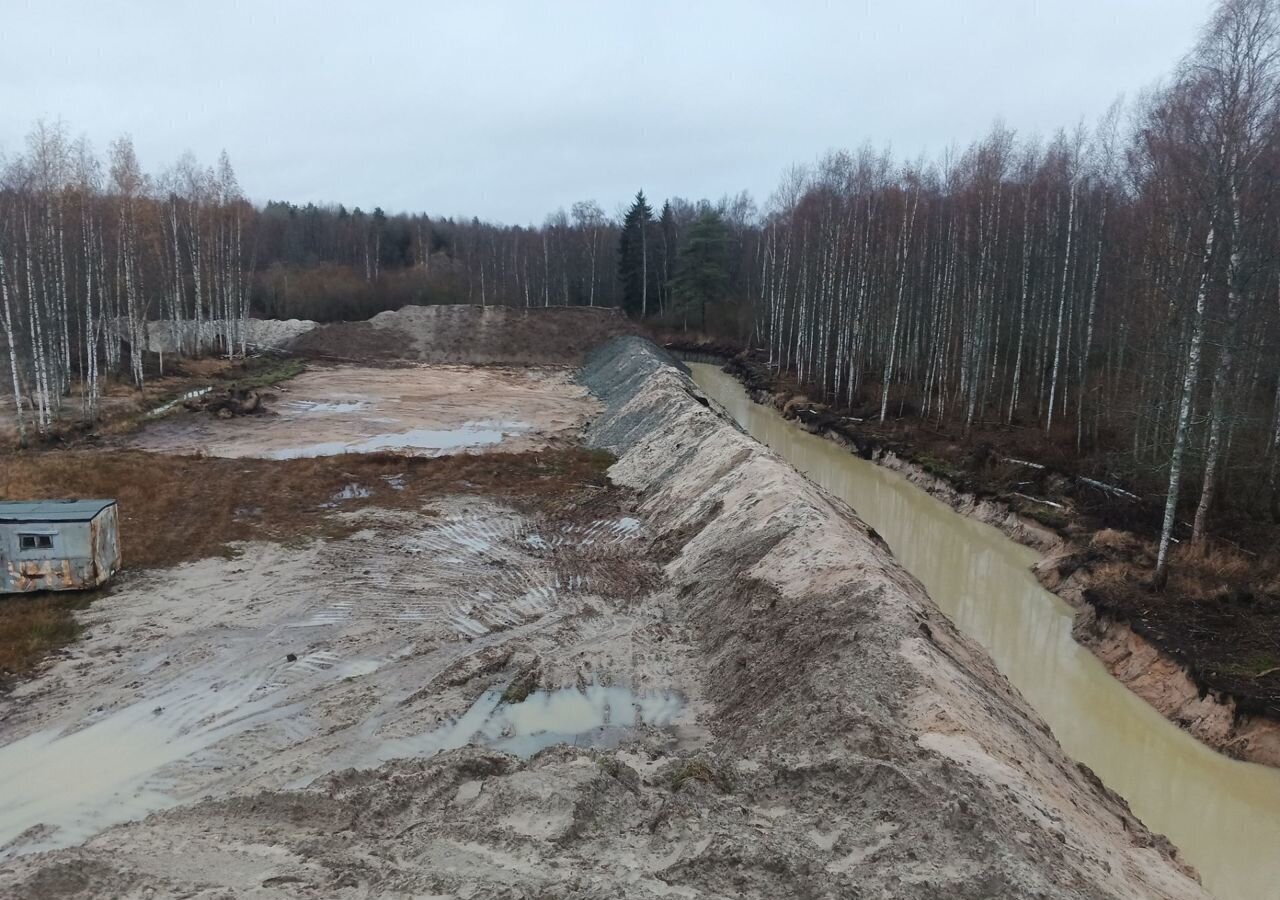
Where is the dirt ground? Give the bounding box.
[126,364,597,460]
[142,317,316,354]
[0,490,693,859]
[0,448,619,678]
[0,335,1209,898]
[287,303,637,366]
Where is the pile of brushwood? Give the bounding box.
[185,387,268,418]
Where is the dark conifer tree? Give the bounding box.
[673,210,729,331]
[658,201,678,314]
[618,190,654,317]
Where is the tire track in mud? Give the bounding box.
[283,503,646,640]
[1,497,655,860]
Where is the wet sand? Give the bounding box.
[128,364,597,459]
[0,498,696,859]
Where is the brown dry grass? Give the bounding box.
[1170,543,1256,585]
[1,356,310,450]
[0,445,616,678]
[0,593,92,679]
[1090,528,1143,556]
[1084,537,1280,717]
[2,448,614,569]
[1087,536,1272,608]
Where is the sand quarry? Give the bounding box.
[128,365,594,460]
[0,314,1208,898]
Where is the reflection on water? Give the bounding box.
[350,685,685,769]
[0,654,348,858]
[264,420,533,459]
[690,363,1280,900]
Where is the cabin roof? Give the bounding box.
[0,499,117,524]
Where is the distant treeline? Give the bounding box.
[250,190,757,325]
[1,0,1278,576]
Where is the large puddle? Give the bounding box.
[338,684,685,775]
[0,662,314,857]
[690,363,1280,900]
[0,665,683,859]
[264,420,532,459]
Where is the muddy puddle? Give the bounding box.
[0,677,684,858]
[690,362,1280,900]
[0,673,296,857]
[264,421,532,460]
[329,685,685,778]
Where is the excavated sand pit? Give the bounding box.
[0,491,704,860]
[128,364,596,459]
[0,338,1208,898]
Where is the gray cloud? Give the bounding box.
[2,0,1211,223]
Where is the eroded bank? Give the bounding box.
[691,359,1280,900]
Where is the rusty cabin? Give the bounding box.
[0,500,121,593]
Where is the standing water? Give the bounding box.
[690,363,1280,900]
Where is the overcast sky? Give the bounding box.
[4,0,1212,224]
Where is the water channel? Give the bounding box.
[689,362,1280,900]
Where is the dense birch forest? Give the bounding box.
[751,0,1280,578]
[2,0,1279,570]
[0,124,250,443]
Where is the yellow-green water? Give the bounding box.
[690,362,1280,900]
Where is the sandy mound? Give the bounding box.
[287,304,637,366]
[143,318,317,353]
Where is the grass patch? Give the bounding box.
[1085,540,1280,717]
[1015,500,1069,530]
[0,591,97,679]
[671,758,734,793]
[0,446,615,571]
[1216,654,1280,679]
[582,448,618,470]
[916,454,961,482]
[222,357,306,392]
[500,667,540,704]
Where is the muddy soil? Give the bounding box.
[0,484,711,884]
[126,364,597,459]
[0,340,1206,898]
[287,303,637,366]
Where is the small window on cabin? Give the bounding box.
[19,534,53,551]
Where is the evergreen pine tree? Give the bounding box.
[672,210,729,332]
[617,190,654,317]
[658,201,678,314]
